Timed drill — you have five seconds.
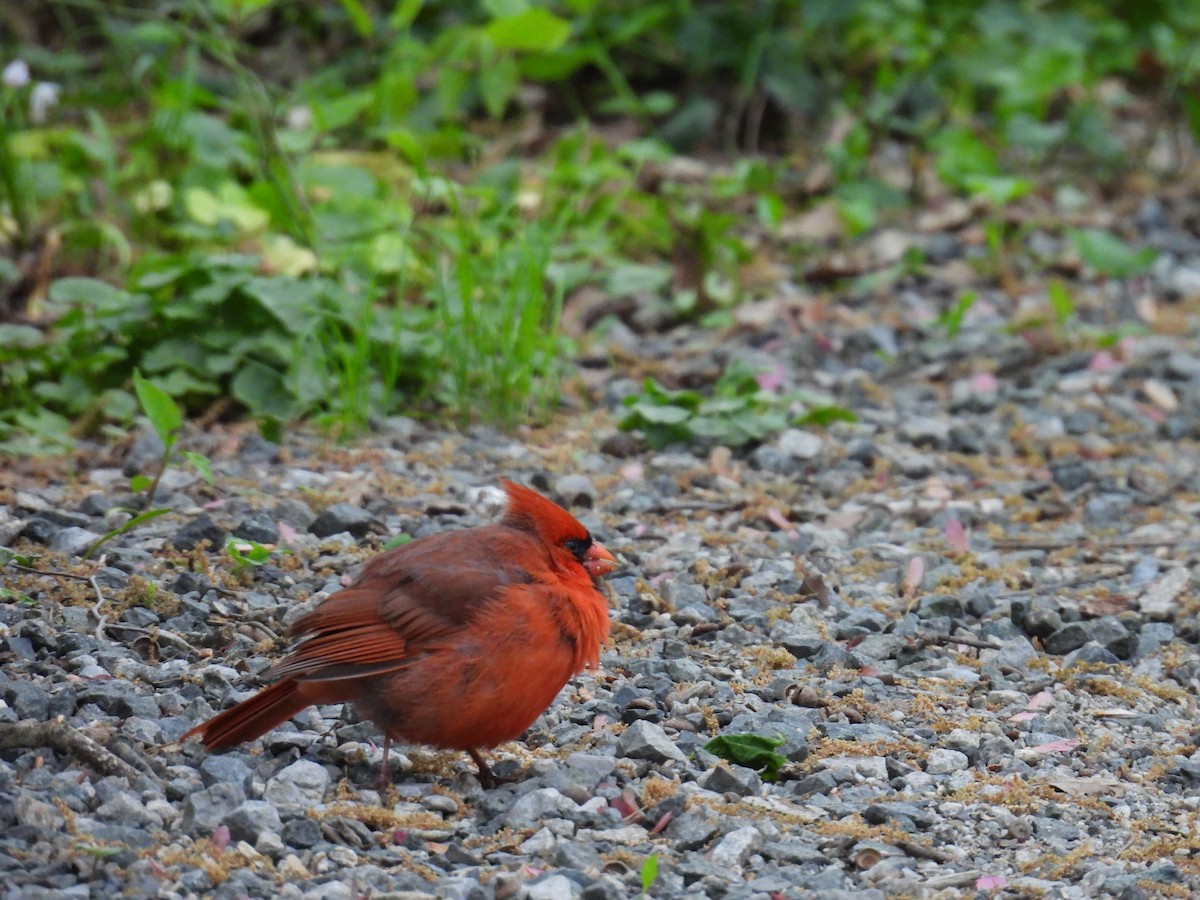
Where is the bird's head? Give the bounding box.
[500,479,618,578]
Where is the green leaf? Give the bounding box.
[183,451,214,486]
[133,372,182,448]
[382,533,413,551]
[937,291,977,339]
[627,403,692,425]
[704,733,788,780]
[1068,228,1156,278]
[486,8,571,52]
[232,361,294,418]
[337,0,373,37]
[794,405,857,428]
[86,508,172,559]
[479,52,520,118]
[129,475,153,492]
[240,277,327,334]
[1047,279,1075,325]
[227,536,273,568]
[641,853,659,893]
[48,277,130,313]
[389,0,423,29]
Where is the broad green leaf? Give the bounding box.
[486,8,571,52]
[1069,228,1156,278]
[704,733,788,780]
[240,277,327,334]
[232,361,294,418]
[627,403,691,425]
[48,277,129,313]
[480,53,520,119]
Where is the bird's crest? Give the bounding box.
[500,479,589,546]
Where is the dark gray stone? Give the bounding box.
[170,514,226,551]
[309,503,377,538]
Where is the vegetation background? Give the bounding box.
[0,0,1197,454]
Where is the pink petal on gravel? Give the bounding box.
[277,521,298,544]
[1008,711,1037,722]
[977,874,1007,890]
[1089,351,1119,372]
[755,363,788,393]
[1025,690,1054,710]
[767,507,792,531]
[610,788,641,822]
[904,557,924,599]
[944,517,969,553]
[212,824,230,853]
[1030,738,1080,753]
[970,372,998,391]
[649,811,673,834]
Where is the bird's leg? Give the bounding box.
[378,733,392,791]
[467,748,496,789]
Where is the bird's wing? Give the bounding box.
[266,526,541,683]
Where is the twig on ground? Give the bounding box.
[0,719,146,782]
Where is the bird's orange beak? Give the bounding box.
[583,542,618,577]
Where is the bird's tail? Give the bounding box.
[182,680,310,750]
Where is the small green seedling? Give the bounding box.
[227,537,274,572]
[641,853,659,895]
[937,290,977,339]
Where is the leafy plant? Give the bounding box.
[1069,228,1157,279]
[937,291,978,339]
[226,536,273,573]
[131,372,183,504]
[620,363,853,450]
[704,733,788,781]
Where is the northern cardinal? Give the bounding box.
[183,480,617,786]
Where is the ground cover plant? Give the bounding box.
[1,0,1198,452]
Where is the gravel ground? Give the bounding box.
[3,194,1200,899]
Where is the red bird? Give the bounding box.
[183,480,617,786]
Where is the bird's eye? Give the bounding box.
[564,535,592,562]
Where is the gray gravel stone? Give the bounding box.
[181,782,246,836]
[49,526,102,557]
[697,764,762,796]
[616,720,686,762]
[224,800,283,843]
[777,428,824,460]
[926,748,969,775]
[264,759,330,808]
[709,826,762,869]
[506,788,578,828]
